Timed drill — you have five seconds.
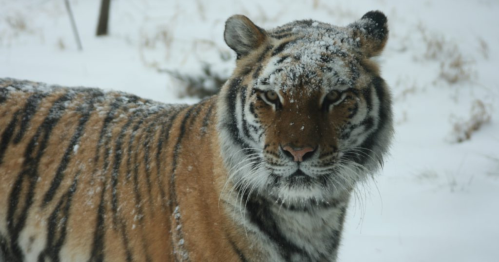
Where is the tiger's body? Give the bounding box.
[0,11,393,262]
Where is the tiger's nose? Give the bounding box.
[281,145,316,162]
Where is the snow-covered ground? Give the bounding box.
[1,0,498,261]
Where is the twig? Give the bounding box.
[64,0,83,51]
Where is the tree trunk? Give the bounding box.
[96,0,111,36]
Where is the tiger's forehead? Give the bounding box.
[256,20,361,95]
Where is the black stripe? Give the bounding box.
[294,19,314,26]
[89,180,107,262]
[249,103,258,120]
[129,114,154,262]
[128,117,146,225]
[0,110,21,164]
[250,46,273,80]
[142,115,163,207]
[362,86,373,111]
[189,99,208,126]
[229,239,248,262]
[361,117,375,132]
[244,196,310,261]
[271,33,293,39]
[38,171,81,262]
[91,98,122,181]
[200,102,215,136]
[41,98,94,206]
[118,219,134,262]
[272,40,297,56]
[270,27,293,35]
[0,93,47,164]
[126,117,145,181]
[0,234,14,262]
[223,79,252,151]
[127,109,173,262]
[252,65,262,80]
[239,86,255,143]
[170,106,197,205]
[325,207,347,253]
[169,106,196,262]
[0,86,10,104]
[239,66,253,77]
[110,115,136,227]
[155,108,184,211]
[140,110,173,209]
[13,93,47,144]
[7,93,72,262]
[276,55,290,64]
[108,107,141,261]
[257,45,273,63]
[347,96,359,118]
[87,96,132,261]
[356,77,391,166]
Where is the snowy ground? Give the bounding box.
[1,0,498,261]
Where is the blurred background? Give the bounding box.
[1,0,498,261]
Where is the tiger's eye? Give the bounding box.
[326,90,340,102]
[265,90,278,101]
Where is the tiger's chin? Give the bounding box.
[263,171,351,210]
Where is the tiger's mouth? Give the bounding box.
[289,169,309,178]
[271,168,328,187]
[264,166,348,209]
[286,169,314,185]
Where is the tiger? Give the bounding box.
[0,10,393,262]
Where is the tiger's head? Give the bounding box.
[218,11,393,209]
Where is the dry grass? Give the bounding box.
[485,156,499,178]
[0,11,39,47]
[5,13,29,32]
[415,169,439,182]
[162,63,228,98]
[478,38,489,60]
[57,38,66,50]
[312,0,320,9]
[438,54,473,84]
[450,100,492,143]
[195,0,206,21]
[394,77,419,101]
[417,24,475,85]
[138,27,175,69]
[395,110,408,125]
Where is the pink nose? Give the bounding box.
[282,146,315,162]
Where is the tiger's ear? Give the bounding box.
[224,15,268,59]
[348,11,389,57]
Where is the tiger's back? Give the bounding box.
[0,79,241,262]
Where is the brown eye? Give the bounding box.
[326,90,341,103]
[265,90,279,102]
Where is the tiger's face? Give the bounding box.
[219,12,393,208]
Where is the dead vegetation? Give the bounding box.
[0,12,35,46]
[478,38,489,60]
[485,156,499,178]
[5,13,29,32]
[438,54,474,84]
[417,24,475,85]
[450,100,492,143]
[139,27,175,69]
[162,63,228,98]
[393,76,419,102]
